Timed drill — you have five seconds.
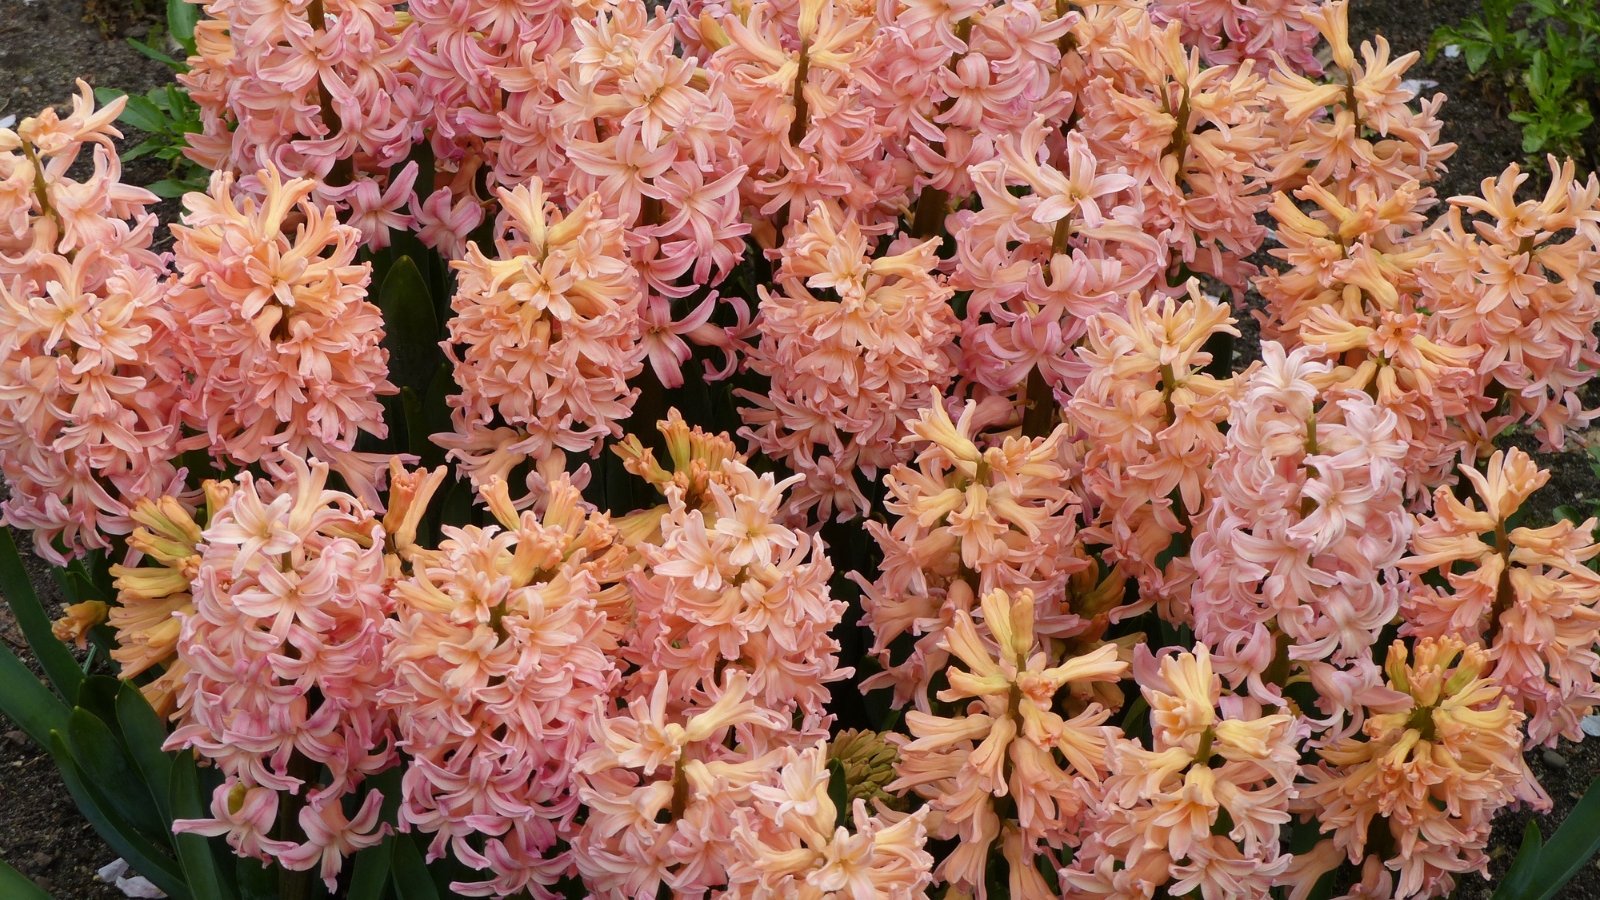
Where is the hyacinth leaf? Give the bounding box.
[346,835,395,900]
[391,835,442,900]
[400,386,428,462]
[0,858,53,899]
[0,640,69,746]
[1494,775,1600,900]
[234,857,278,900]
[170,752,236,900]
[827,757,853,829]
[116,682,175,825]
[0,528,84,700]
[63,707,171,843]
[378,255,444,397]
[46,731,189,900]
[1497,820,1543,900]
[167,0,200,52]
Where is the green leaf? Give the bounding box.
[391,835,441,900]
[147,179,202,198]
[378,256,445,396]
[124,37,186,70]
[421,364,456,469]
[63,708,169,840]
[170,753,235,900]
[121,139,165,163]
[168,0,200,52]
[827,758,853,830]
[47,732,189,900]
[116,683,175,824]
[0,641,69,745]
[1496,820,1544,900]
[346,836,395,900]
[1524,776,1600,900]
[1466,42,1492,72]
[117,95,169,134]
[400,386,429,462]
[235,857,278,900]
[0,858,53,899]
[0,529,83,700]
[1493,776,1600,900]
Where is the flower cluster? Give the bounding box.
[0,83,183,561]
[383,475,624,897]
[1065,646,1300,897]
[439,181,645,500]
[1402,448,1600,747]
[1297,637,1539,898]
[891,587,1126,896]
[740,202,958,520]
[169,167,397,500]
[165,454,394,888]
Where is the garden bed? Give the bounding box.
[1,0,1598,897]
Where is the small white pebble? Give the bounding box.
[1443,44,1462,59]
[1582,713,1600,737]
[1399,79,1439,98]
[95,859,167,899]
[0,115,15,130]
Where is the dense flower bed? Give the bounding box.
[4,0,1600,897]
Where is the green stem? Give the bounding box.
[1021,366,1057,438]
[21,141,71,258]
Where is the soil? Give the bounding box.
[1,0,1598,898]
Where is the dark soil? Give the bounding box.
[1,0,1598,898]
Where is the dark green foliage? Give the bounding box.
[1431,0,1600,167]
[94,1,209,198]
[1493,776,1600,900]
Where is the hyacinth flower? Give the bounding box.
[889,0,1077,244]
[610,409,746,544]
[709,0,891,226]
[739,202,959,521]
[169,166,397,503]
[1149,0,1324,72]
[1421,159,1600,449]
[855,397,1091,709]
[383,474,628,897]
[180,0,419,246]
[438,179,646,502]
[1265,0,1454,199]
[728,742,935,897]
[1076,13,1273,292]
[524,0,755,307]
[1063,645,1300,898]
[165,453,396,890]
[1066,286,1239,615]
[571,672,789,897]
[624,452,846,733]
[99,483,232,716]
[1255,178,1484,491]
[1401,448,1600,746]
[953,118,1163,408]
[1296,637,1543,900]
[0,84,185,561]
[1190,343,1411,697]
[890,587,1127,897]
